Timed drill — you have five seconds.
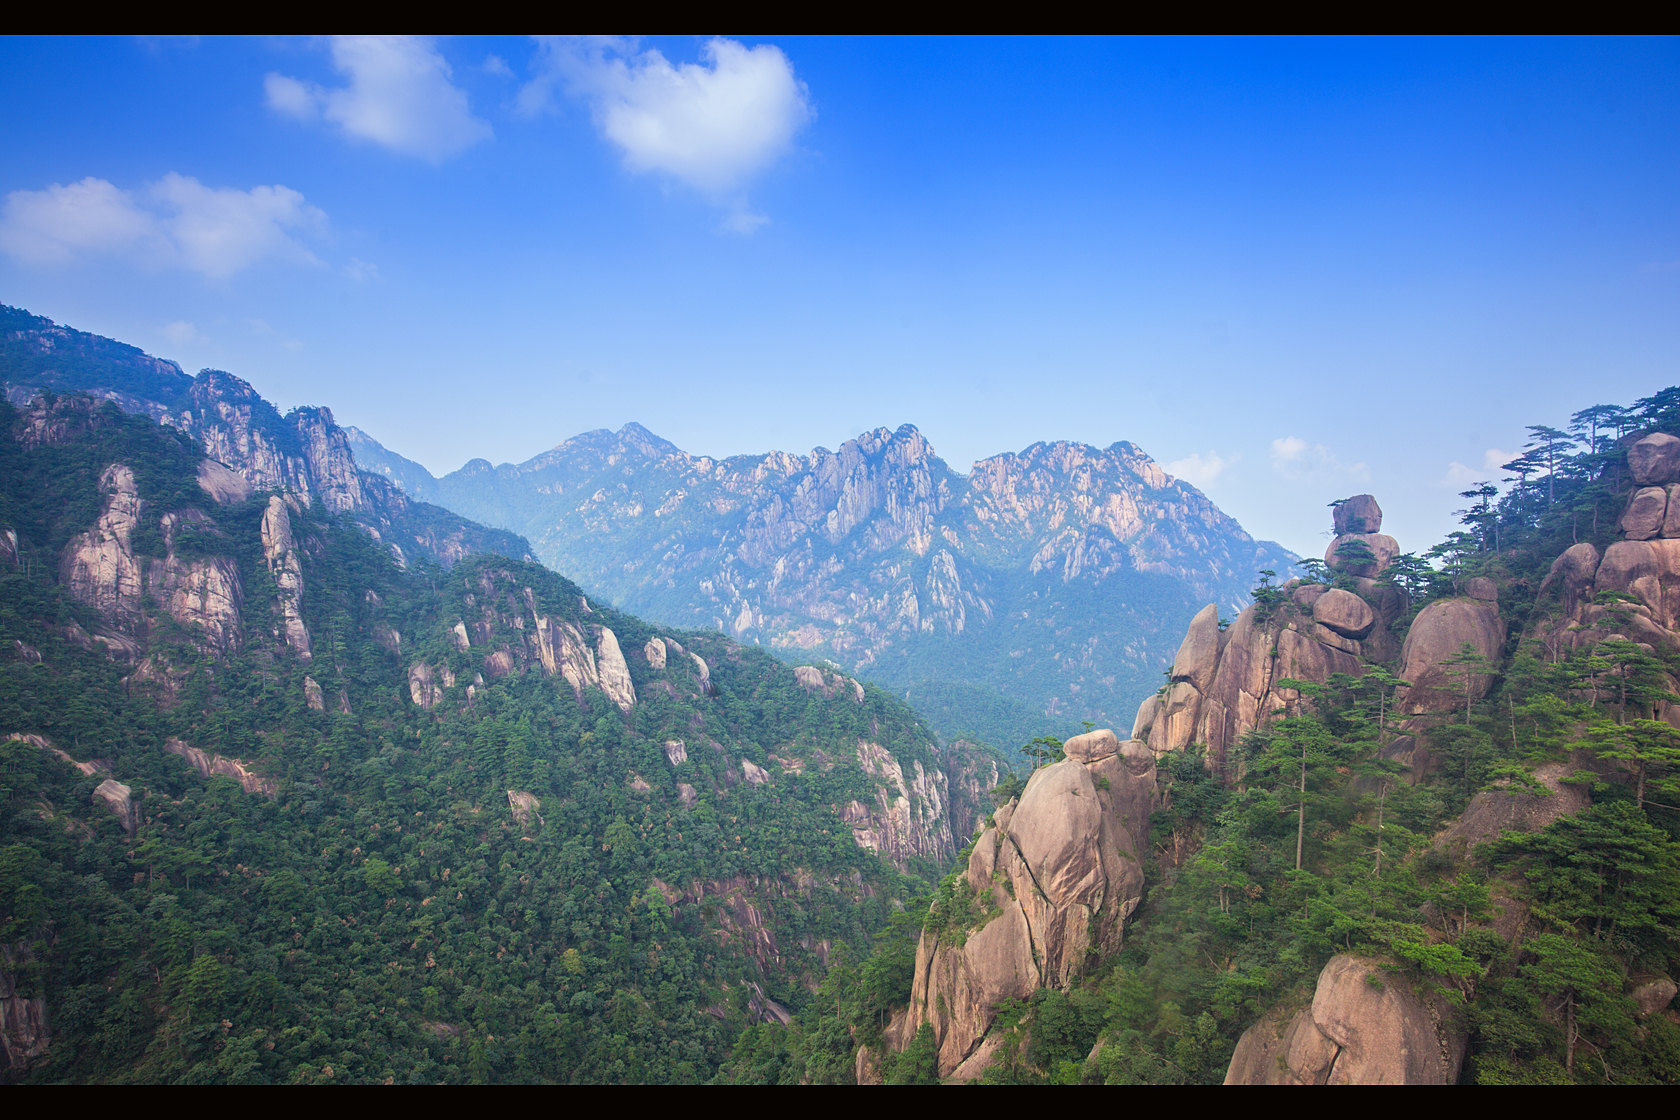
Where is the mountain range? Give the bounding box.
[345,419,1299,751]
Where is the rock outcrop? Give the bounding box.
[60,464,145,624]
[1225,955,1466,1084]
[1397,597,1505,716]
[889,729,1156,1078]
[91,778,138,836]
[0,943,50,1073]
[261,497,311,658]
[844,740,957,868]
[162,738,277,796]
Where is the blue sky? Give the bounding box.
[2,36,1676,560]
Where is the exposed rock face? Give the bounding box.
[408,662,454,709]
[91,778,138,836]
[1434,759,1590,857]
[663,739,688,766]
[0,943,51,1072]
[1225,955,1466,1084]
[847,740,956,869]
[303,675,325,711]
[1397,598,1506,715]
[1142,589,1379,769]
[149,538,244,657]
[507,789,542,828]
[595,626,636,712]
[645,638,667,669]
[195,458,252,504]
[261,497,311,658]
[163,738,277,796]
[61,464,145,624]
[895,731,1156,1078]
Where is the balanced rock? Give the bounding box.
[1312,588,1375,639]
[1629,432,1680,485]
[1332,494,1383,535]
[1621,486,1670,540]
[1324,531,1399,578]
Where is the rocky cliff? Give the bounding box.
[873,729,1157,1079]
[1224,954,1466,1084]
[348,421,1296,746]
[2,306,532,570]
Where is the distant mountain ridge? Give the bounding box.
[1,305,531,570]
[352,420,1300,746]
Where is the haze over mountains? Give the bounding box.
[345,421,1299,749]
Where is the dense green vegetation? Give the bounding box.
[0,396,954,1083]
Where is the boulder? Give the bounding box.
[1333,494,1383,535]
[1324,532,1400,578]
[1063,727,1119,763]
[1312,588,1375,640]
[1463,576,1498,602]
[1632,977,1677,1019]
[1629,432,1680,485]
[1225,955,1465,1084]
[1398,598,1504,715]
[1540,541,1601,612]
[1621,486,1669,540]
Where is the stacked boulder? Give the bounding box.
[1530,431,1680,724]
[1133,495,1411,770]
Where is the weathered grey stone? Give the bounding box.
[1629,432,1680,485]
[1312,588,1376,639]
[92,779,138,837]
[1632,977,1677,1019]
[1333,494,1383,535]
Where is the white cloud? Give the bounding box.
[160,320,206,348]
[1269,435,1369,483]
[524,36,811,226]
[266,36,491,163]
[0,177,159,264]
[1442,447,1518,489]
[0,175,327,280]
[1166,450,1231,488]
[344,256,380,283]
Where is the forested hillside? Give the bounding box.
[0,389,988,1083]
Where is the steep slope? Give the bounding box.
[0,384,992,1083]
[1,306,530,571]
[349,421,1297,747]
